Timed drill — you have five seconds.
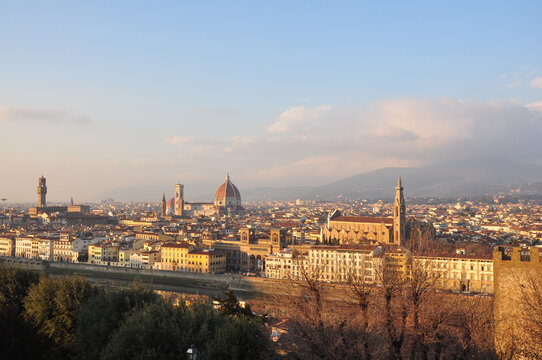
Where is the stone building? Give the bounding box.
[265,245,383,283]
[168,172,245,217]
[493,246,542,358]
[0,235,16,257]
[321,177,406,245]
[413,253,494,293]
[202,228,287,272]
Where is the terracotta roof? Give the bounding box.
[331,216,393,225]
[214,175,241,203]
[162,242,191,249]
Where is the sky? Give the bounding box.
[1,1,542,202]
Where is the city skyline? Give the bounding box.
[2,1,542,202]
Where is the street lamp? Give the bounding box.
[186,344,199,360]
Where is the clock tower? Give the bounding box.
[37,176,47,207]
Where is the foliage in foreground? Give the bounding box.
[0,265,275,360]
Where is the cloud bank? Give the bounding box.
[531,77,542,89]
[0,106,91,124]
[246,98,542,183]
[165,136,196,145]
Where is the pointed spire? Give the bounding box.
[162,193,166,201]
[70,196,74,206]
[396,175,403,190]
[225,171,230,182]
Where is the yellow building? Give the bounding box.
[0,235,16,257]
[88,242,119,264]
[88,243,103,264]
[160,242,193,271]
[186,250,226,274]
[382,246,410,282]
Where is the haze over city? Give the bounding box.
[1,1,542,202]
[3,3,542,359]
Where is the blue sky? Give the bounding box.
[1,1,542,202]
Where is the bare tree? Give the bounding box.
[404,259,441,360]
[373,258,407,360]
[341,255,376,360]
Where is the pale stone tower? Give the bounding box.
[161,193,166,217]
[174,184,184,216]
[37,176,47,207]
[393,176,406,244]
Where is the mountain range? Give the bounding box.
[95,159,542,202]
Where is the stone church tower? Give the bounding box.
[174,184,184,216]
[393,176,406,244]
[161,193,166,217]
[37,176,47,207]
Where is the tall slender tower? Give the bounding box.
[37,176,47,207]
[393,176,406,244]
[161,193,166,217]
[174,184,184,216]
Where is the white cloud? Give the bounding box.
[64,97,542,193]
[0,106,91,124]
[253,98,542,184]
[507,80,522,88]
[165,136,196,145]
[267,105,333,134]
[531,77,542,89]
[527,101,542,113]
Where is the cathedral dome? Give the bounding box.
[214,172,241,207]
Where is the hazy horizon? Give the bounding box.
[2,2,542,202]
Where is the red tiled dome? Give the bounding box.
[214,172,241,207]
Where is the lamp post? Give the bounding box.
[186,344,199,360]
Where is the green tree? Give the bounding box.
[0,263,40,311]
[202,316,275,360]
[73,284,160,360]
[23,275,95,347]
[100,303,185,360]
[214,290,255,318]
[0,303,51,360]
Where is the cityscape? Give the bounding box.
[1,2,542,360]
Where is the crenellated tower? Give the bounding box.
[393,176,406,244]
[37,176,47,207]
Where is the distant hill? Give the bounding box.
[94,159,542,202]
[240,159,542,201]
[302,158,542,200]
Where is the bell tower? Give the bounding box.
[240,228,251,244]
[174,184,184,216]
[37,176,47,207]
[161,193,166,217]
[393,176,406,244]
